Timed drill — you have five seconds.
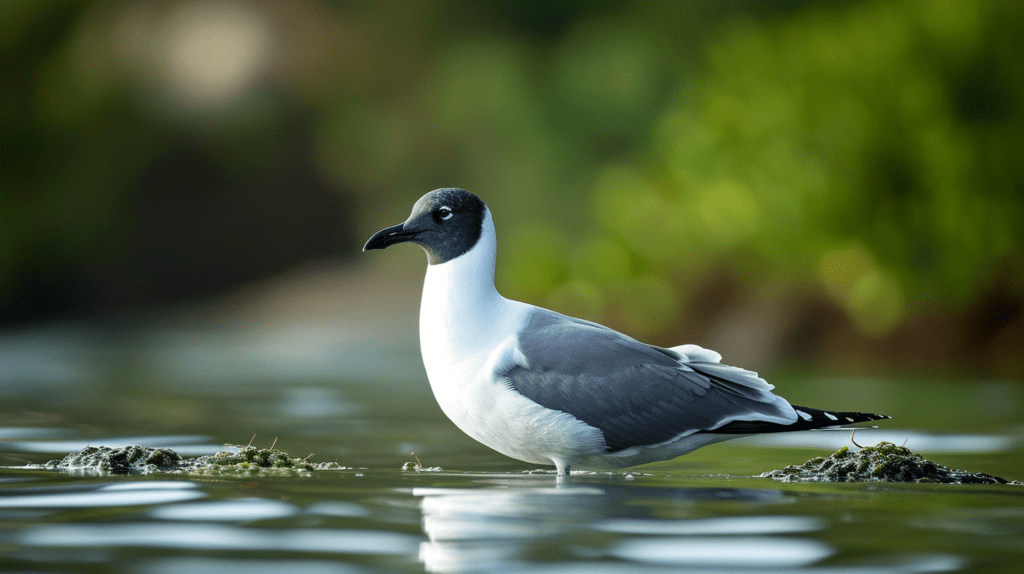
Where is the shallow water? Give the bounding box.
[2,323,1023,573]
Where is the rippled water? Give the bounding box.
[2,323,1023,573]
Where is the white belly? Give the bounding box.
[419,291,605,467]
[423,337,605,466]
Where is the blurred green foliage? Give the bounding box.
[1,0,1022,347]
[632,1,1024,336]
[490,0,1024,341]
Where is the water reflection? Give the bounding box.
[0,428,74,440]
[139,557,374,574]
[596,515,825,535]
[415,480,807,573]
[0,481,204,509]
[467,555,967,574]
[609,535,833,567]
[417,480,598,572]
[306,501,372,518]
[17,522,421,555]
[414,480,968,574]
[149,497,300,521]
[4,434,225,457]
[138,556,374,572]
[737,429,1019,453]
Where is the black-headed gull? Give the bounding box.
[364,188,888,475]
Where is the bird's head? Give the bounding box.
[363,188,487,265]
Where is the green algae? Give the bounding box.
[185,446,347,476]
[44,445,348,476]
[761,441,1019,484]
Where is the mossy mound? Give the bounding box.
[183,446,346,476]
[761,442,1018,484]
[400,453,442,472]
[46,445,183,474]
[45,445,347,476]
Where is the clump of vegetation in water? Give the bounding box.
[761,442,1019,484]
[44,444,347,476]
[401,452,442,472]
[184,446,346,476]
[45,445,183,475]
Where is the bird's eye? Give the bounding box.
[437,206,453,221]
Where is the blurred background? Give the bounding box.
[2,0,1022,378]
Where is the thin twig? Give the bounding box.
[850,428,864,448]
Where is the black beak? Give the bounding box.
[363,222,419,252]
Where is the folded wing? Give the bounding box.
[498,309,797,452]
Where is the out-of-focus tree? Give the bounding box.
[576,0,1023,341]
[1,0,1021,374]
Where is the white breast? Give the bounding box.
[417,210,605,467]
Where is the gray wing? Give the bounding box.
[499,309,796,452]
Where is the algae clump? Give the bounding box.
[761,441,1018,484]
[44,445,347,476]
[45,445,183,475]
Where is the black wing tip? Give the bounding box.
[704,406,892,435]
[792,406,892,425]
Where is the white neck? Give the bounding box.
[419,209,509,364]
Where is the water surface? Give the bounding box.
[2,323,1022,573]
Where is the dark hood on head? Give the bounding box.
[363,188,487,265]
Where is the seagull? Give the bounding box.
[364,188,889,475]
